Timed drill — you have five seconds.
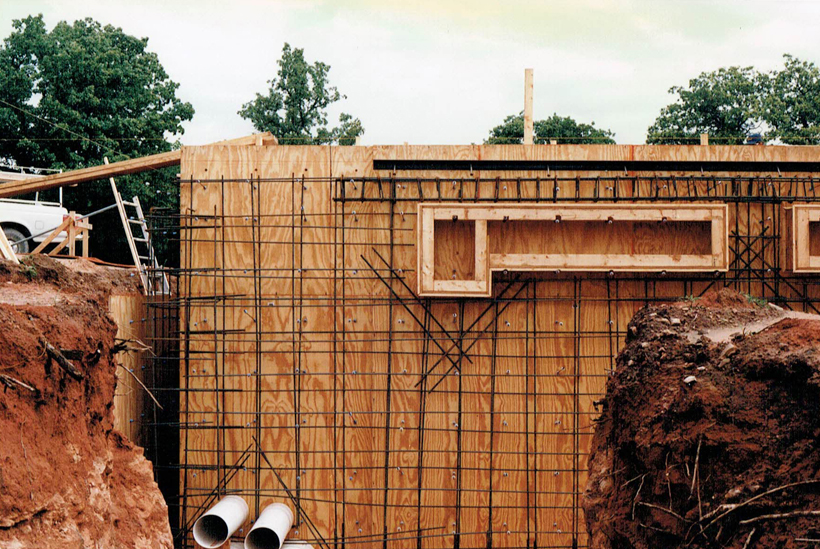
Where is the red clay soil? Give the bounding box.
[0,255,171,549]
[584,289,820,549]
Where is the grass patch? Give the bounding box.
[741,293,768,307]
[18,258,37,280]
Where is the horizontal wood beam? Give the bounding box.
[0,171,42,183]
[0,132,276,198]
[0,150,181,198]
[375,158,820,172]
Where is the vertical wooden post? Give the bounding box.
[68,212,77,256]
[700,133,709,146]
[524,68,534,145]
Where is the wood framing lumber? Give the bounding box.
[31,217,71,254]
[211,132,277,147]
[524,68,534,145]
[0,132,277,198]
[0,171,42,183]
[0,228,20,264]
[791,205,820,272]
[0,151,180,198]
[417,203,730,297]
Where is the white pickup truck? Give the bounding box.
[0,170,71,254]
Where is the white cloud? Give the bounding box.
[2,0,819,145]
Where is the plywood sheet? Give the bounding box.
[177,143,820,549]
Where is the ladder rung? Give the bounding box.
[128,219,143,224]
[133,237,148,243]
[122,201,136,207]
[138,255,151,260]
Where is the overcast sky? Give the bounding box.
[2,0,819,146]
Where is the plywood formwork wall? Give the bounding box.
[176,143,820,549]
[110,293,147,443]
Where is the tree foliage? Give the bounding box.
[760,55,820,145]
[486,113,615,144]
[239,43,364,145]
[0,14,194,264]
[647,55,820,145]
[646,67,760,144]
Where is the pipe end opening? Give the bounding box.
[245,527,281,549]
[193,515,229,548]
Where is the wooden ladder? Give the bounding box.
[105,158,169,295]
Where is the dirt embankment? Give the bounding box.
[585,288,820,549]
[0,256,171,549]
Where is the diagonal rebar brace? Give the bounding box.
[361,255,467,373]
[415,275,524,389]
[425,281,530,395]
[370,248,474,364]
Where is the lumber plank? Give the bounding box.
[0,171,42,182]
[418,203,729,297]
[523,69,534,145]
[0,228,20,263]
[31,217,71,254]
[0,150,181,198]
[0,132,276,198]
[792,205,820,272]
[489,253,720,270]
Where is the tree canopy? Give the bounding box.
[0,14,194,264]
[239,43,364,145]
[760,55,820,145]
[647,55,820,145]
[646,67,759,145]
[486,113,615,144]
[0,15,193,167]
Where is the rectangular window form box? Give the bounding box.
[417,203,729,297]
[788,204,820,272]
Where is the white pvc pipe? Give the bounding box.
[193,495,250,549]
[282,542,314,549]
[244,503,295,549]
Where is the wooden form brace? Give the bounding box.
[0,229,20,264]
[790,205,820,272]
[417,203,729,297]
[31,212,92,258]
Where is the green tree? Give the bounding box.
[759,55,820,145]
[486,113,615,144]
[646,67,760,145]
[239,43,364,145]
[0,14,194,264]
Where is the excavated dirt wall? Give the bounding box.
[584,289,820,548]
[0,256,172,549]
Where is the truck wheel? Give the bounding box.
[2,227,30,254]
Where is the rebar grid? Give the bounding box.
[135,174,820,549]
